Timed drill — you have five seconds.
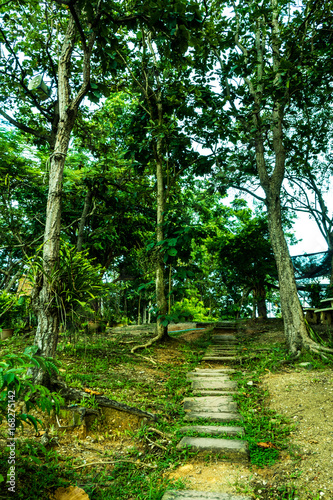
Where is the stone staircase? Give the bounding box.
[162,323,251,500]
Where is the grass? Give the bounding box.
[0,328,211,499]
[1,321,331,499]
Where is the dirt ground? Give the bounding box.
[261,367,333,499]
[165,322,333,500]
[1,321,332,499]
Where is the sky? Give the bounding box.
[226,187,330,258]
[290,212,328,257]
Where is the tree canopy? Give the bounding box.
[1,0,333,370]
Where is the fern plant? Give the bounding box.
[29,241,105,330]
[0,345,63,432]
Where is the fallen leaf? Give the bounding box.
[83,388,102,395]
[257,442,278,449]
[50,486,89,500]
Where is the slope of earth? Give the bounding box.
[0,319,332,500]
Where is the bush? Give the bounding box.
[171,297,215,322]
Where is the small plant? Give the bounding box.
[0,291,24,330]
[0,345,63,431]
[80,394,99,409]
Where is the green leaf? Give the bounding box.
[167,248,177,256]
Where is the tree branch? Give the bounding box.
[0,109,51,142]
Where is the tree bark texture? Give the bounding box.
[254,284,267,319]
[32,9,96,382]
[155,145,168,340]
[77,187,92,252]
[244,2,326,355]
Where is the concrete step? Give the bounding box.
[193,368,236,374]
[215,322,238,328]
[206,351,238,355]
[212,335,237,342]
[183,411,241,422]
[208,345,239,349]
[187,372,233,380]
[192,390,238,396]
[187,374,232,382]
[191,380,237,391]
[176,436,248,460]
[162,491,251,500]
[202,357,241,362]
[177,425,245,437]
[184,397,238,413]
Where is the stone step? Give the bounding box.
[212,335,237,341]
[184,396,235,403]
[206,351,238,355]
[193,368,236,374]
[177,425,245,437]
[208,345,239,349]
[192,390,238,396]
[215,322,238,328]
[162,491,251,500]
[187,372,232,378]
[211,344,239,348]
[187,374,232,381]
[184,398,237,413]
[183,411,241,422]
[191,380,237,390]
[202,357,241,362]
[176,437,248,460]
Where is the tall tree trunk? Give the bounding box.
[168,264,172,314]
[33,134,73,381]
[148,299,151,324]
[31,11,97,382]
[266,191,305,353]
[155,144,168,339]
[254,284,267,319]
[137,291,141,325]
[77,187,92,252]
[143,301,147,324]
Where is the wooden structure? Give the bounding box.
[314,298,333,325]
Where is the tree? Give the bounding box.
[0,0,139,381]
[192,0,333,356]
[217,206,277,319]
[116,5,204,345]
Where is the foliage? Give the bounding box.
[0,346,63,432]
[171,295,215,323]
[0,292,25,329]
[304,282,324,308]
[0,442,78,499]
[29,241,104,328]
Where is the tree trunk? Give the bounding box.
[143,301,147,324]
[77,187,92,252]
[265,193,305,353]
[31,11,97,383]
[154,137,168,340]
[148,300,151,324]
[254,284,267,319]
[33,130,74,382]
[168,264,172,314]
[137,291,141,325]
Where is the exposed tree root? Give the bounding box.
[130,330,169,353]
[74,459,157,469]
[51,378,157,421]
[134,353,157,364]
[303,338,333,355]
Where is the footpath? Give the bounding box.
[162,322,252,500]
